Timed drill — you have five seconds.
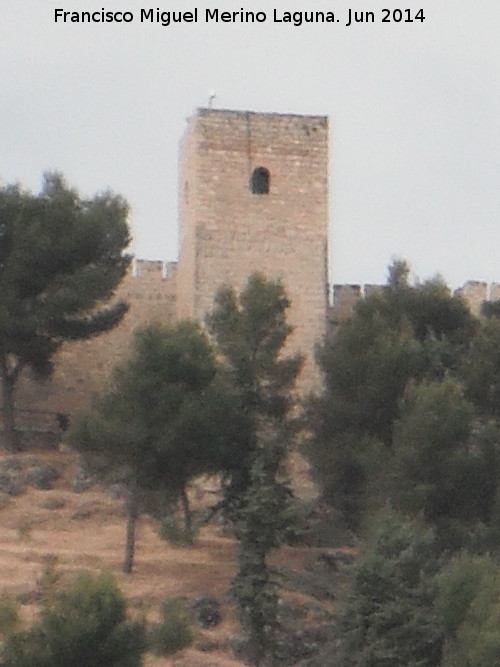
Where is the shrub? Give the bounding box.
[16,516,33,541]
[436,553,500,666]
[148,597,193,656]
[338,508,443,667]
[0,594,19,638]
[37,554,61,605]
[1,571,146,667]
[191,594,222,628]
[158,516,196,546]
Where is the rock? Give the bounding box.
[191,594,222,628]
[42,497,66,510]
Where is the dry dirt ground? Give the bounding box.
[0,449,329,666]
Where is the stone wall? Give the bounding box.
[327,280,500,333]
[453,281,500,316]
[177,108,329,390]
[11,259,177,421]
[11,107,500,435]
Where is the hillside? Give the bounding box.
[0,449,337,666]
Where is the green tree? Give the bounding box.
[338,508,443,667]
[307,260,477,528]
[69,321,238,573]
[0,174,130,451]
[436,553,500,667]
[148,597,193,656]
[461,316,500,421]
[392,377,500,546]
[1,571,145,667]
[207,273,302,665]
[435,552,496,640]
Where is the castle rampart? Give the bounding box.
[177,108,329,390]
[6,108,500,441]
[12,259,177,421]
[327,280,500,332]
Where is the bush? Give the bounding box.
[37,554,61,605]
[338,508,443,667]
[148,597,193,656]
[0,594,19,638]
[16,516,33,541]
[191,594,222,628]
[435,552,494,638]
[436,553,500,666]
[158,516,196,546]
[1,571,146,667]
[26,465,61,490]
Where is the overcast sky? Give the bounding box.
[2,1,500,289]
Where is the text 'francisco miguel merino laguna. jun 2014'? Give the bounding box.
[53,7,427,28]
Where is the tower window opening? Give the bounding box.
[250,167,270,195]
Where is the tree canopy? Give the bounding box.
[0,173,131,450]
[69,320,244,572]
[339,509,443,667]
[306,261,479,528]
[207,273,302,665]
[1,571,145,667]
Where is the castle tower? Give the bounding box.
[177,108,329,390]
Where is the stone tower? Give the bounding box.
[176,108,329,389]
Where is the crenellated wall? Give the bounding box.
[6,107,500,441]
[12,259,177,420]
[327,280,500,333]
[177,108,329,391]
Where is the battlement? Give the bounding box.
[133,258,178,279]
[11,107,500,436]
[11,257,178,420]
[453,281,500,316]
[178,107,329,390]
[328,280,500,331]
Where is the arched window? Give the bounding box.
[250,167,270,195]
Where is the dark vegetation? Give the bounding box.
[0,174,130,452]
[305,259,500,665]
[68,319,243,573]
[207,274,302,665]
[1,570,146,667]
[3,175,500,665]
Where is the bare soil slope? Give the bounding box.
[0,449,329,666]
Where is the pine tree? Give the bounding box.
[1,571,145,667]
[69,321,240,573]
[307,260,477,528]
[0,174,130,450]
[207,273,302,665]
[339,509,443,667]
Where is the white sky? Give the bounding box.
[2,1,500,289]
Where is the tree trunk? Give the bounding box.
[123,478,139,574]
[0,368,21,452]
[180,486,192,533]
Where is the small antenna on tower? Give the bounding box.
[208,90,216,108]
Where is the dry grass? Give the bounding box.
[0,450,245,665]
[0,449,324,666]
